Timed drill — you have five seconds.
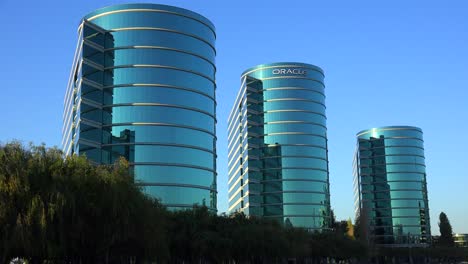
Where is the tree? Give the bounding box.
[438,212,454,247]
[346,218,355,239]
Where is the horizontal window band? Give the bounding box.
[265,98,326,107]
[103,122,216,137]
[358,171,427,176]
[107,45,216,68]
[102,142,214,154]
[359,153,425,159]
[136,182,216,192]
[102,103,215,119]
[357,127,423,137]
[261,179,328,183]
[263,132,327,138]
[362,189,427,194]
[265,121,327,128]
[264,87,325,97]
[130,162,216,173]
[242,65,324,78]
[84,8,216,37]
[104,64,215,84]
[103,83,215,102]
[359,136,424,142]
[259,167,328,173]
[358,145,425,151]
[265,143,328,149]
[358,206,429,211]
[264,109,327,118]
[257,155,328,161]
[247,144,328,151]
[109,27,215,54]
[361,198,428,202]
[359,162,426,167]
[361,181,428,184]
[254,76,325,86]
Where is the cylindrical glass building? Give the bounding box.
[62,4,217,211]
[353,126,430,246]
[228,62,331,230]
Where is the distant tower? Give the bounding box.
[228,62,331,231]
[353,126,431,246]
[62,4,217,211]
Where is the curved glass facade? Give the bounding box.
[62,4,217,211]
[353,126,430,246]
[228,62,331,230]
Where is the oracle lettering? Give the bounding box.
[272,68,307,75]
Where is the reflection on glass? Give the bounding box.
[63,4,217,212]
[228,63,330,230]
[354,126,431,246]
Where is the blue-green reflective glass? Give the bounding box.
[384,155,425,164]
[248,68,324,81]
[263,89,325,101]
[275,157,327,169]
[109,86,215,112]
[262,79,324,93]
[107,125,214,149]
[108,106,214,130]
[390,199,426,208]
[92,12,215,44]
[278,145,327,157]
[385,164,426,173]
[265,134,326,146]
[264,112,326,125]
[111,49,215,77]
[134,165,214,187]
[359,129,422,139]
[275,169,328,180]
[132,145,214,168]
[264,123,327,135]
[264,101,325,113]
[108,68,215,96]
[283,205,328,215]
[360,147,424,156]
[389,191,425,199]
[282,192,328,203]
[384,138,424,147]
[279,181,328,192]
[109,30,215,60]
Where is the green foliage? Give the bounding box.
[1,142,463,263]
[0,142,167,263]
[438,212,454,247]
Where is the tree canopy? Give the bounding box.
[438,211,454,247]
[0,142,466,263]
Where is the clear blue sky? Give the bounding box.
[1,0,467,235]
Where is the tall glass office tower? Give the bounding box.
[353,126,430,246]
[227,62,331,230]
[62,4,217,211]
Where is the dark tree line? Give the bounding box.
[1,142,466,263]
[0,142,366,263]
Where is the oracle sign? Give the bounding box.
[272,68,307,75]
